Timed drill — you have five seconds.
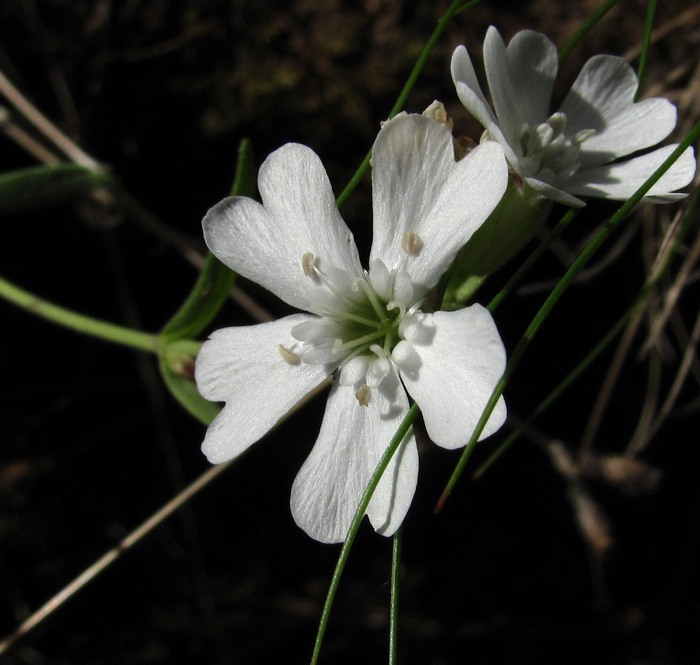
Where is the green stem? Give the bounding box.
[335,0,483,210]
[0,274,159,353]
[635,0,657,101]
[476,282,653,479]
[310,405,420,665]
[389,527,403,665]
[488,208,579,313]
[558,0,621,61]
[475,191,698,479]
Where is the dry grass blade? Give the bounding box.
[0,460,235,656]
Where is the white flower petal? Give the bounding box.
[566,145,696,201]
[290,369,418,543]
[399,306,507,450]
[195,314,332,463]
[523,176,586,207]
[484,27,558,139]
[560,55,677,167]
[450,45,516,163]
[370,114,507,290]
[203,143,363,312]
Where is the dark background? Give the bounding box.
[1,1,699,663]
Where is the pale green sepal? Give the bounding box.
[160,359,220,425]
[0,164,113,215]
[443,177,551,307]
[158,139,255,421]
[160,339,219,425]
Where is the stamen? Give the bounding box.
[422,100,453,130]
[302,252,319,280]
[387,300,406,319]
[355,384,371,407]
[335,329,385,353]
[547,112,567,137]
[573,129,596,145]
[279,344,301,365]
[401,231,423,256]
[353,277,388,324]
[312,300,380,329]
[535,123,554,149]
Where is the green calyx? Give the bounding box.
[442,176,552,307]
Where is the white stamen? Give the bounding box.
[517,113,595,183]
[535,123,554,149]
[547,112,567,137]
[279,344,301,365]
[422,100,453,130]
[574,129,596,145]
[302,252,319,280]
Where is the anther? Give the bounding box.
[355,384,371,407]
[279,344,301,365]
[573,129,596,145]
[302,252,319,280]
[401,231,423,256]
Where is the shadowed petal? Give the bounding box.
[290,369,418,543]
[560,55,677,167]
[450,44,516,162]
[203,143,363,312]
[566,145,696,202]
[484,27,557,140]
[524,176,586,207]
[399,306,507,450]
[370,114,507,290]
[195,314,332,464]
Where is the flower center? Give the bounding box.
[279,253,428,405]
[513,112,595,185]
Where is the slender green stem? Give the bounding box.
[488,208,579,313]
[389,527,403,665]
[335,0,482,210]
[635,0,657,101]
[310,405,419,665]
[476,281,654,478]
[558,0,621,61]
[0,274,159,353]
[311,4,484,660]
[437,121,700,508]
[475,186,700,478]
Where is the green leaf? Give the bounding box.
[0,164,113,215]
[442,182,551,308]
[160,253,238,341]
[158,138,256,423]
[160,138,256,341]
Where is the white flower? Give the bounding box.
[195,114,508,543]
[451,26,696,207]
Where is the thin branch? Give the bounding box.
[0,68,100,169]
[0,460,235,656]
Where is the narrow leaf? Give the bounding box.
[0,164,112,215]
[160,138,255,341]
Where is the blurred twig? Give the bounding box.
[0,65,273,324]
